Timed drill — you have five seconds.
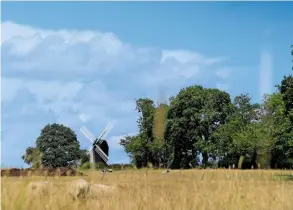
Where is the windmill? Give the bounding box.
[80,123,113,169]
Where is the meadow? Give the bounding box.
[1,169,293,210]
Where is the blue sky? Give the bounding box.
[1,2,293,168]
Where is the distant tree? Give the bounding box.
[79,149,90,165]
[259,93,293,168]
[36,123,81,168]
[212,94,260,168]
[120,135,147,168]
[278,45,293,124]
[22,123,82,168]
[21,147,42,168]
[165,86,232,169]
[120,98,169,168]
[278,76,293,124]
[193,88,232,167]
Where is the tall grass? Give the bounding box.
[2,169,293,210]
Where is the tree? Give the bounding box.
[261,93,293,168]
[79,149,90,165]
[120,99,169,168]
[278,45,293,123]
[165,85,232,169]
[120,98,156,168]
[212,94,260,168]
[21,147,42,168]
[23,123,82,168]
[279,76,293,124]
[120,135,148,168]
[193,88,232,167]
[165,85,204,169]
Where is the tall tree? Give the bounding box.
[135,98,156,166]
[194,88,232,167]
[120,98,156,168]
[165,86,232,169]
[120,99,170,168]
[165,85,204,169]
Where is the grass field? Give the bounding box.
[1,169,293,210]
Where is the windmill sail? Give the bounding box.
[80,126,96,142]
[96,123,113,144]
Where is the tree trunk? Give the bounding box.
[202,152,208,168]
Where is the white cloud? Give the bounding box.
[2,21,226,82]
[1,21,229,167]
[160,50,225,65]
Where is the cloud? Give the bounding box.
[1,21,229,167]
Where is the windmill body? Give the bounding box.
[92,140,109,165]
[80,123,113,168]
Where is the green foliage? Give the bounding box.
[279,75,293,124]
[79,162,107,170]
[107,163,135,170]
[36,123,81,168]
[212,94,261,168]
[80,162,91,169]
[121,75,293,169]
[23,123,83,168]
[261,93,293,168]
[21,147,42,168]
[120,134,149,168]
[165,86,232,168]
[79,149,90,165]
[94,162,106,169]
[120,98,168,168]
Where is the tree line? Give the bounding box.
[22,46,293,170]
[119,46,293,169]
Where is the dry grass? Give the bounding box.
[1,169,293,210]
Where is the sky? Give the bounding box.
[1,2,293,168]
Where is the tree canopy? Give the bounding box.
[119,45,293,169]
[23,123,84,168]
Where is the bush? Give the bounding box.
[80,162,91,169]
[108,163,135,170]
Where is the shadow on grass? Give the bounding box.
[273,174,293,181]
